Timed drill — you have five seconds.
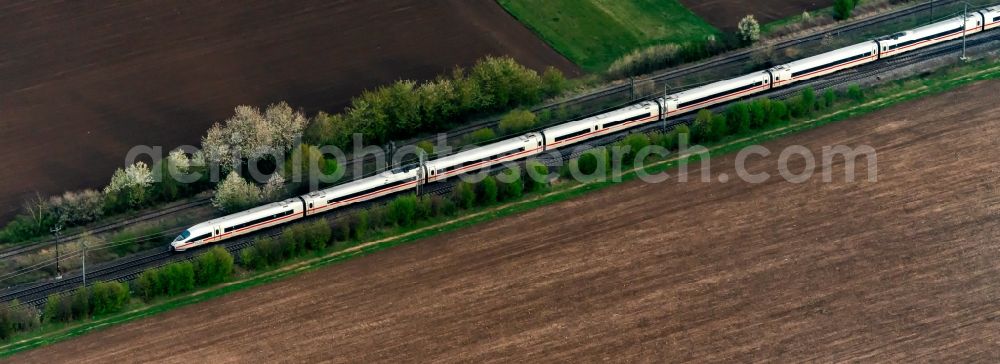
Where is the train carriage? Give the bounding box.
[770,41,879,86]
[983,7,1000,31]
[878,12,984,57]
[171,198,305,251]
[302,166,421,216]
[542,100,661,150]
[664,72,771,116]
[425,133,543,182]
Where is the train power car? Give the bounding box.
[171,198,305,251]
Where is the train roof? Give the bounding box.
[196,198,301,228]
[878,13,977,41]
[669,71,768,101]
[427,133,541,169]
[777,41,876,71]
[543,100,657,135]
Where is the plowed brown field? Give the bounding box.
[0,0,579,222]
[8,80,1000,362]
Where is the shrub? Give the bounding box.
[136,268,163,301]
[499,109,537,135]
[749,99,769,129]
[692,109,714,143]
[823,89,837,109]
[354,211,370,239]
[577,148,612,176]
[431,195,457,217]
[801,87,816,115]
[768,100,789,124]
[847,84,865,102]
[607,44,681,79]
[710,114,729,141]
[541,67,568,98]
[305,219,332,250]
[0,301,39,340]
[479,176,498,205]
[240,247,260,270]
[834,0,855,20]
[70,288,89,321]
[674,124,691,143]
[498,169,524,201]
[738,15,761,44]
[726,102,751,134]
[44,293,73,323]
[465,128,497,145]
[279,224,304,258]
[527,161,550,191]
[194,246,234,286]
[416,140,435,156]
[454,182,477,210]
[415,196,434,221]
[48,190,104,226]
[90,281,130,316]
[388,194,419,227]
[787,95,805,118]
[163,261,195,296]
[619,133,651,164]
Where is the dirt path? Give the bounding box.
[0,0,579,222]
[8,80,1000,362]
[680,0,826,30]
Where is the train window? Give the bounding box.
[192,233,211,241]
[309,203,314,208]
[554,129,590,142]
[995,16,1000,22]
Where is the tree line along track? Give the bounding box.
[4,29,997,308]
[0,0,952,259]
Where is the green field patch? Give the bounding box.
[498,0,721,72]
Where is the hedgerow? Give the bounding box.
[43,281,130,323]
[304,56,566,148]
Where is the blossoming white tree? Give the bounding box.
[738,15,761,44]
[212,172,263,212]
[202,102,307,172]
[104,161,154,209]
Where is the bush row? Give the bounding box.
[135,246,234,301]
[607,34,742,79]
[304,56,567,149]
[43,281,131,323]
[239,220,332,270]
[0,301,39,340]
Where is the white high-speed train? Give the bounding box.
[170,6,1000,251]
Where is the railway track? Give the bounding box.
[5,29,996,308]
